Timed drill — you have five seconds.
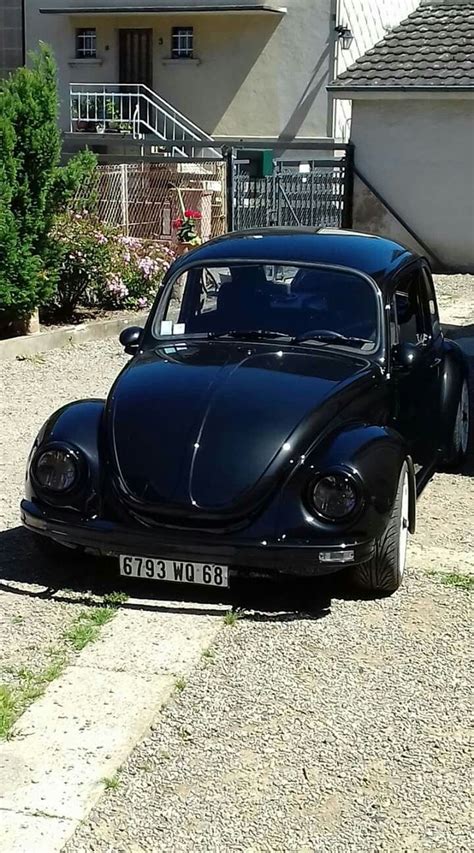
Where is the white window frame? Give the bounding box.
[76,28,97,59]
[171,27,194,59]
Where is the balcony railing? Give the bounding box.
[70,83,220,158]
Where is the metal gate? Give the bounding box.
[233,149,353,231]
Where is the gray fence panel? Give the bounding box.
[234,165,346,231]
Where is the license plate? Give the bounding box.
[119,555,229,588]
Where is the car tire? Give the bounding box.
[350,462,410,597]
[442,377,470,471]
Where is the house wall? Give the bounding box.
[334,0,418,140]
[350,99,474,270]
[25,1,334,140]
[0,0,24,78]
[25,0,420,143]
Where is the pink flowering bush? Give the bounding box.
[48,211,175,316]
[101,234,174,311]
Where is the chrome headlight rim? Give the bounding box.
[307,466,363,523]
[31,442,84,495]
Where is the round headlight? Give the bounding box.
[34,447,79,492]
[311,472,359,521]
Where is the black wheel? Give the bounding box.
[442,377,470,471]
[350,462,410,597]
[31,533,80,559]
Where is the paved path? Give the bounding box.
[0,598,226,852]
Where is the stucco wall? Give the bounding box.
[0,0,24,77]
[334,0,418,140]
[350,99,474,270]
[25,1,334,139]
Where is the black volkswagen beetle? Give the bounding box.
[22,229,470,596]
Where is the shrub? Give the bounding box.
[0,45,61,319]
[0,45,98,324]
[48,212,175,316]
[48,149,98,216]
[102,235,175,311]
[47,212,113,316]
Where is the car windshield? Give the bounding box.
[152,263,380,351]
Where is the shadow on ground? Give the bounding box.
[0,525,340,623]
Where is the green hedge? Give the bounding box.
[0,44,97,322]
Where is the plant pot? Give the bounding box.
[176,242,195,256]
[9,309,40,336]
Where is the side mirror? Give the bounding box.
[119,325,143,355]
[392,341,421,371]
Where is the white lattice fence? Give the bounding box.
[75,161,227,242]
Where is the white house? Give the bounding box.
[0,0,418,151]
[329,0,474,270]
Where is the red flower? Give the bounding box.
[172,217,183,229]
[184,209,202,220]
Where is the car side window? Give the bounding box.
[393,269,428,346]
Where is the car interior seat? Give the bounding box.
[216,266,270,327]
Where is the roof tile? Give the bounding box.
[330,3,474,89]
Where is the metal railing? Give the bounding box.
[69,83,220,158]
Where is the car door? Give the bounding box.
[390,262,443,463]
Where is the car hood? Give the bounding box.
[107,340,375,515]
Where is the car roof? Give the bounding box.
[174,228,419,284]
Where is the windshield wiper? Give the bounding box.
[291,332,372,346]
[208,330,292,341]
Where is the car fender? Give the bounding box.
[25,399,105,510]
[313,423,414,526]
[279,423,415,540]
[439,338,467,446]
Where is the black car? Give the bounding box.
[22,229,470,596]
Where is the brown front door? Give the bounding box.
[119,29,153,87]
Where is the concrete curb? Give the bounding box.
[0,314,148,361]
[0,597,226,852]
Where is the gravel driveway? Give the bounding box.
[0,276,472,851]
[0,341,128,686]
[67,569,472,852]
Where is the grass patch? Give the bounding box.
[65,607,115,650]
[0,685,18,740]
[0,652,67,740]
[223,610,241,627]
[201,647,214,661]
[175,676,186,693]
[0,593,127,739]
[103,591,128,608]
[429,571,474,592]
[102,775,120,791]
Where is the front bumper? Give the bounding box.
[21,500,375,577]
